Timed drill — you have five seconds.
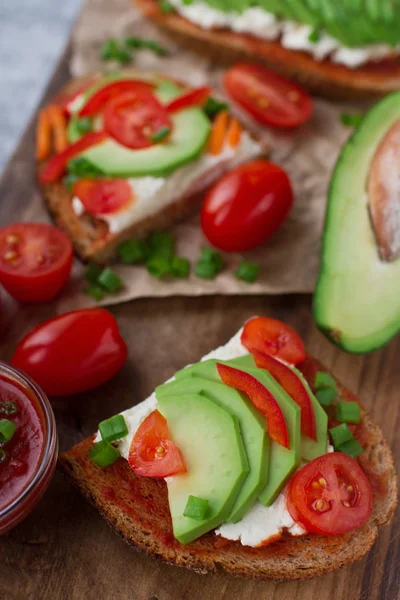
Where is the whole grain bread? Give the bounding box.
[59,355,397,581]
[134,0,400,100]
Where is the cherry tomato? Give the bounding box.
[252,349,316,440]
[166,86,211,113]
[287,453,373,535]
[39,132,107,183]
[216,362,289,448]
[73,179,133,215]
[11,309,128,396]
[79,79,154,117]
[201,160,293,252]
[0,223,73,303]
[223,63,313,129]
[128,410,186,478]
[241,317,306,365]
[103,90,171,150]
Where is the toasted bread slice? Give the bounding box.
[59,355,397,581]
[38,74,266,263]
[134,0,400,99]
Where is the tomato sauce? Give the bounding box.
[0,373,45,512]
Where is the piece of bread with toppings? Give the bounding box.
[59,319,397,581]
[134,0,400,99]
[37,71,266,263]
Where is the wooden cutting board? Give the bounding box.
[0,45,399,600]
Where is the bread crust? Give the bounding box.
[58,355,397,581]
[134,0,400,99]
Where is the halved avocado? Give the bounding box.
[314,91,400,353]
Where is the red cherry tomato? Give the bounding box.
[73,179,133,215]
[128,410,187,478]
[103,90,172,150]
[252,349,316,440]
[0,223,73,303]
[216,362,289,448]
[223,63,313,129]
[287,453,373,535]
[241,317,306,365]
[201,160,293,252]
[11,309,128,396]
[79,79,154,117]
[166,86,211,113]
[39,131,107,183]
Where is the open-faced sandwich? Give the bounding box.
[37,71,265,262]
[135,0,400,98]
[59,316,397,581]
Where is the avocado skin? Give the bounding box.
[313,91,400,354]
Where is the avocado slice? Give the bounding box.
[314,92,400,353]
[157,369,270,523]
[157,392,249,544]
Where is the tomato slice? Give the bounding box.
[128,410,187,478]
[223,63,313,129]
[216,363,289,448]
[241,317,306,365]
[39,131,107,183]
[103,90,172,150]
[287,453,372,535]
[0,223,73,303]
[73,179,133,215]
[79,79,155,117]
[252,349,316,440]
[166,86,211,113]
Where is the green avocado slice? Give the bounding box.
[156,368,270,523]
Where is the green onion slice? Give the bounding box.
[315,387,336,407]
[336,401,361,424]
[235,261,259,283]
[89,440,121,468]
[329,423,353,448]
[84,263,103,284]
[150,127,171,143]
[84,285,105,302]
[117,239,150,264]
[146,255,171,278]
[204,97,228,119]
[98,268,123,293]
[183,495,209,520]
[0,419,16,445]
[195,260,218,279]
[171,256,190,278]
[99,415,128,443]
[337,438,363,458]
[314,371,336,390]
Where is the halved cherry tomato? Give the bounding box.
[252,349,316,440]
[0,223,73,303]
[11,308,128,396]
[79,79,154,117]
[166,86,211,113]
[73,179,133,215]
[287,453,372,535]
[241,317,306,365]
[103,90,171,150]
[128,410,186,478]
[216,363,289,448]
[224,63,313,129]
[201,160,293,252]
[39,131,107,183]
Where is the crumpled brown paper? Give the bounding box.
[56,0,368,312]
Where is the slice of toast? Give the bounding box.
[38,74,266,263]
[59,355,397,581]
[134,0,400,99]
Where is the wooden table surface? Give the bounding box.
[1,46,399,600]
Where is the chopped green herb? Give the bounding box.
[315,371,336,390]
[150,127,171,143]
[64,173,79,193]
[98,268,123,293]
[235,261,259,283]
[84,285,105,302]
[89,440,121,467]
[67,157,104,178]
[183,495,209,520]
[340,113,364,128]
[204,97,229,120]
[195,246,224,279]
[75,116,93,135]
[308,28,320,43]
[146,255,172,278]
[99,414,128,443]
[0,419,16,445]
[0,402,18,416]
[117,239,150,264]
[195,260,218,279]
[337,438,363,458]
[316,387,336,407]
[329,423,353,448]
[336,401,361,424]
[100,39,131,64]
[171,256,190,278]
[123,37,168,56]
[149,231,175,259]
[0,449,6,463]
[159,0,175,13]
[84,263,104,285]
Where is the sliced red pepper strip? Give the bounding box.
[39,131,108,183]
[252,349,316,441]
[165,86,211,113]
[53,76,100,115]
[216,363,289,449]
[79,80,155,117]
[241,316,306,365]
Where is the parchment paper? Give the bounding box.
[56,0,367,311]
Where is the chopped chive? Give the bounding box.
[235,261,259,283]
[0,402,18,416]
[337,438,363,458]
[159,0,175,12]
[308,28,320,43]
[146,255,172,278]
[148,231,175,259]
[100,39,131,64]
[315,371,336,390]
[84,263,104,284]
[196,246,224,274]
[183,495,209,520]
[84,285,105,302]
[315,387,336,407]
[0,419,16,445]
[98,268,123,293]
[75,116,93,135]
[340,113,364,128]
[99,414,128,443]
[150,127,171,143]
[0,449,6,463]
[329,423,353,448]
[67,156,104,178]
[204,97,228,119]
[195,260,218,279]
[89,440,121,467]
[171,256,190,278]
[336,401,361,424]
[123,37,168,56]
[117,239,150,264]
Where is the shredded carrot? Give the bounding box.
[226,118,242,148]
[208,110,229,155]
[47,104,68,153]
[36,109,52,160]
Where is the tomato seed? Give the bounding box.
[4,250,18,262]
[347,485,354,492]
[6,234,19,245]
[315,499,327,512]
[156,445,165,456]
[312,481,320,489]
[343,501,350,508]
[318,477,327,488]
